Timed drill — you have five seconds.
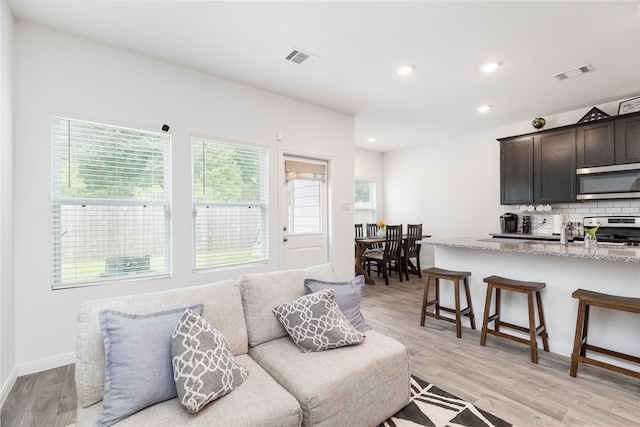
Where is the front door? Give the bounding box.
[279,153,329,270]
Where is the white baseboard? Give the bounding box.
[1,353,75,408]
[16,352,75,376]
[0,366,18,408]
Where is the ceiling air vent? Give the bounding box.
[285,48,318,65]
[554,64,595,81]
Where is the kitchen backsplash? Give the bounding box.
[500,199,640,236]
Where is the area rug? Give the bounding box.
[380,376,513,427]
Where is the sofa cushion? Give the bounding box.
[172,308,249,413]
[273,289,364,352]
[76,279,247,409]
[239,263,336,348]
[75,354,302,427]
[97,305,202,427]
[304,275,370,333]
[249,330,410,427]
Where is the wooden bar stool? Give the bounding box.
[420,267,476,338]
[480,275,549,363]
[570,289,640,379]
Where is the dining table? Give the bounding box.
[355,234,430,285]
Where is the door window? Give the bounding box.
[285,159,326,235]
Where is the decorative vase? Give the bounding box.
[583,224,599,249]
[532,117,546,130]
[584,233,597,249]
[377,227,386,238]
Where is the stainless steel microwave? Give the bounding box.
[576,163,640,200]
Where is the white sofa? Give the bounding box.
[75,264,411,427]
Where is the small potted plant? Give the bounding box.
[376,221,386,237]
[583,223,600,248]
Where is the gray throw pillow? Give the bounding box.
[304,275,371,332]
[172,308,248,413]
[272,289,365,352]
[97,304,203,427]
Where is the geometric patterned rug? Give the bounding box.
[380,376,513,427]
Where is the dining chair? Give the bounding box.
[402,223,423,280]
[364,223,383,276]
[354,223,364,261]
[366,223,382,247]
[364,224,403,286]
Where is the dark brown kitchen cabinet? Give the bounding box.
[615,114,640,164]
[576,121,615,167]
[534,129,576,203]
[500,136,534,204]
[499,129,575,204]
[499,110,640,204]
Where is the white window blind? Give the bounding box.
[288,180,322,234]
[192,137,268,269]
[51,117,171,288]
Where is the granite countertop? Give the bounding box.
[418,237,640,263]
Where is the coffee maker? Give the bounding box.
[500,213,518,233]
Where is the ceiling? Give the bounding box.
[7,1,640,153]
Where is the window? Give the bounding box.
[285,159,326,235]
[192,137,268,269]
[288,180,322,234]
[354,179,377,224]
[51,117,171,288]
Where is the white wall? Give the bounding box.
[12,22,355,373]
[0,0,16,402]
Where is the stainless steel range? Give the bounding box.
[575,216,640,245]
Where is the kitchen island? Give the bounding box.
[419,237,640,372]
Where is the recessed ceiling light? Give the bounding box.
[481,62,501,73]
[397,65,415,76]
[368,137,376,143]
[477,105,492,113]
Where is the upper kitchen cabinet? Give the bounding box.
[576,111,640,167]
[499,110,640,205]
[576,120,615,167]
[615,113,640,164]
[499,129,575,204]
[534,129,576,203]
[500,136,534,204]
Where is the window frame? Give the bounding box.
[191,135,269,271]
[51,116,172,289]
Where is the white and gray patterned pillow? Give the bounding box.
[171,308,248,413]
[272,289,365,352]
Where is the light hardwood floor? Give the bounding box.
[2,271,639,427]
